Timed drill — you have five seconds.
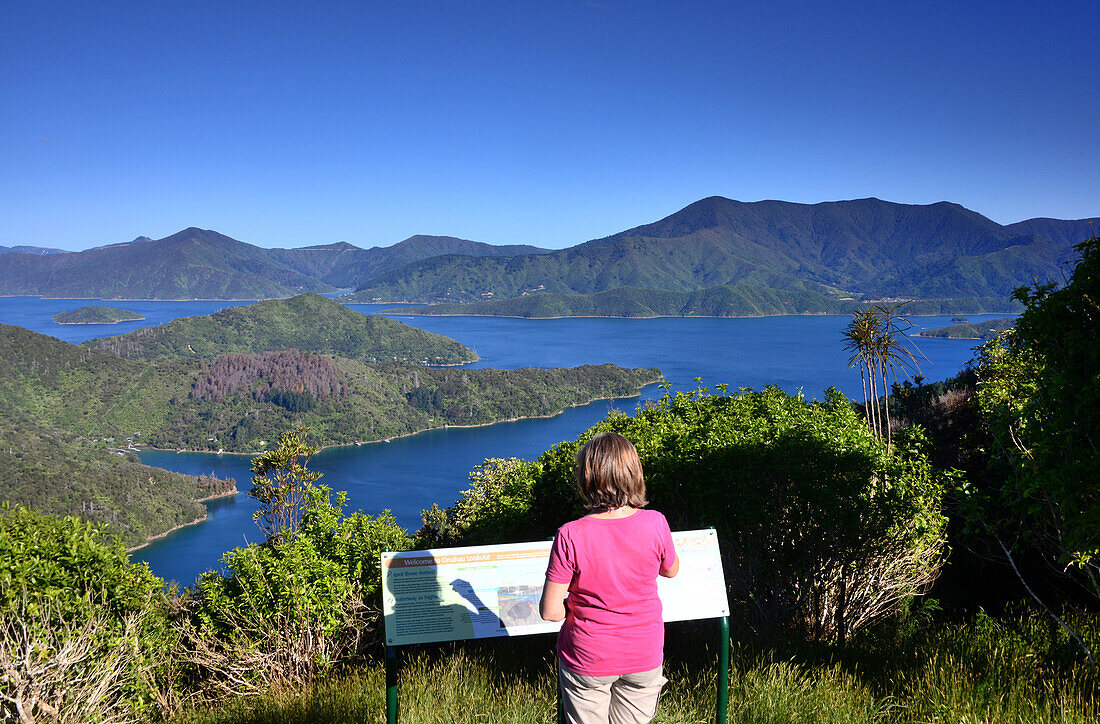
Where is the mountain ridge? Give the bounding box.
[346,197,1096,307]
[0,229,551,299]
[1,198,1093,306]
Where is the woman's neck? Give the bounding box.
[588,505,638,520]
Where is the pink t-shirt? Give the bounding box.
[545,508,677,676]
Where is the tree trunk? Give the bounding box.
[860,366,872,434]
[881,367,892,453]
[996,533,1096,667]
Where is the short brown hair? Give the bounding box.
[575,432,648,511]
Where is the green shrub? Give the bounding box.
[973,237,1100,599]
[424,385,948,641]
[419,458,542,548]
[185,486,412,698]
[0,504,171,722]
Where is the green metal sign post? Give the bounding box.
[385,616,731,724]
[381,530,729,723]
[717,615,729,723]
[385,646,399,724]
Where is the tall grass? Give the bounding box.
[170,608,1099,724]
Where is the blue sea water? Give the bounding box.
[0,296,1005,586]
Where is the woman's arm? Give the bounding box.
[659,553,680,578]
[540,578,569,621]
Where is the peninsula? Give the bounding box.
[0,294,659,542]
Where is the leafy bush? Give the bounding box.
[974,237,1100,578]
[967,236,1100,661]
[424,385,948,641]
[0,504,171,722]
[419,458,542,548]
[185,486,412,698]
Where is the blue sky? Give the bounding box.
[2,1,1097,251]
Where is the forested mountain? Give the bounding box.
[265,235,549,288]
[346,198,1095,309]
[0,418,234,547]
[3,197,1087,308]
[0,245,67,255]
[84,293,477,364]
[1,323,658,454]
[0,229,548,299]
[1005,217,1099,247]
[0,228,336,299]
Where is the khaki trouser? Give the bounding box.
[559,662,667,724]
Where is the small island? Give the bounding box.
[53,305,145,325]
[918,317,1016,340]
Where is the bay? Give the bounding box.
[0,296,1003,587]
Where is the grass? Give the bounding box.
[170,608,1100,724]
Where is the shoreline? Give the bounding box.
[55,317,146,325]
[127,488,239,552]
[195,488,240,503]
[382,310,1021,321]
[134,385,657,458]
[128,515,207,552]
[914,333,986,340]
[7,295,1019,320]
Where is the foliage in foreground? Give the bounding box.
[422,385,949,642]
[0,505,172,722]
[170,606,1100,724]
[185,479,411,700]
[969,236,1100,654]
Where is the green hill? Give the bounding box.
[53,305,145,324]
[345,198,1095,310]
[0,325,238,546]
[0,417,235,548]
[0,318,659,540]
[83,293,478,365]
[918,317,1017,340]
[124,357,662,453]
[3,323,658,453]
[385,285,1022,318]
[387,285,850,317]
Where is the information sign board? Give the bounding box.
[381,529,728,646]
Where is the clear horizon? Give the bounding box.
[2,1,1097,252]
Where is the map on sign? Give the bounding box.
[381,529,728,646]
